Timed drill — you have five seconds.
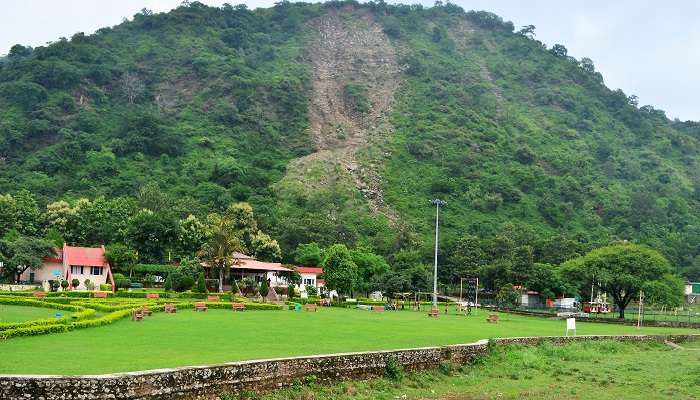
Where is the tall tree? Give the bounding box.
[198,213,243,293]
[562,243,682,318]
[322,244,359,297]
[0,235,55,282]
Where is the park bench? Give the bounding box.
[373,306,385,313]
[93,292,108,299]
[428,308,439,317]
[232,303,246,311]
[486,314,499,323]
[142,306,153,317]
[305,303,318,312]
[32,291,47,298]
[194,302,208,312]
[131,309,144,321]
[146,293,160,299]
[164,303,177,313]
[207,295,221,302]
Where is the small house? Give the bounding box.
[295,266,324,289]
[19,244,115,291]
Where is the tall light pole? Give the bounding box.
[430,199,447,311]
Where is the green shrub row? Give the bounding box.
[0,316,68,332]
[0,296,87,312]
[71,309,133,329]
[0,291,93,298]
[72,301,153,312]
[0,323,71,340]
[203,301,282,311]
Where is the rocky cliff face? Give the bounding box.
[278,7,402,219]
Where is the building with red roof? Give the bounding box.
[296,266,324,289]
[201,253,292,291]
[19,244,115,292]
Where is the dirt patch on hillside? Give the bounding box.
[281,7,403,220]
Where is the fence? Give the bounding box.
[515,304,700,324]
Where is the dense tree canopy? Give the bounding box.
[562,243,683,318]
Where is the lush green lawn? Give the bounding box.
[240,340,700,400]
[0,308,695,375]
[0,305,71,323]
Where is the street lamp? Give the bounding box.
[430,199,447,311]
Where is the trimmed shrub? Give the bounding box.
[84,279,95,291]
[113,273,131,290]
[99,283,112,291]
[259,280,269,300]
[196,272,207,293]
[71,278,80,288]
[0,324,71,340]
[164,274,173,292]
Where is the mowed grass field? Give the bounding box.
[0,305,72,323]
[0,308,696,375]
[245,340,700,400]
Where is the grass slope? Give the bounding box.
[244,340,700,400]
[0,305,71,323]
[0,308,694,375]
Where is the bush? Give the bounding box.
[113,273,131,290]
[60,280,69,291]
[171,272,195,292]
[143,274,155,288]
[385,355,403,381]
[71,278,80,288]
[305,285,318,296]
[196,272,207,293]
[99,283,112,291]
[84,279,94,291]
[287,284,297,298]
[164,274,173,292]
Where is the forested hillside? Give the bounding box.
[1,1,699,282]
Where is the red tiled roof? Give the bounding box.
[296,266,323,274]
[64,246,107,267]
[233,259,290,272]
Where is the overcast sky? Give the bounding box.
[2,0,698,121]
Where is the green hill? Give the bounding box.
[1,1,699,279]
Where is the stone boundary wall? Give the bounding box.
[503,309,700,329]
[1,334,698,400]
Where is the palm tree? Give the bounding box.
[198,213,243,293]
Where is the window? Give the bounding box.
[71,266,84,275]
[303,278,314,285]
[90,266,103,276]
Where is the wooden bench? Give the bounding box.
[207,295,221,302]
[305,303,318,312]
[164,303,177,313]
[232,303,246,311]
[131,309,143,321]
[486,314,499,323]
[146,293,160,299]
[32,291,47,298]
[194,302,208,312]
[373,306,385,313]
[142,306,153,317]
[427,308,439,317]
[93,292,108,299]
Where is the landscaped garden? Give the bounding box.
[0,295,696,375]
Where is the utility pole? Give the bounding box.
[430,199,447,312]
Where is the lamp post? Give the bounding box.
[430,199,447,311]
